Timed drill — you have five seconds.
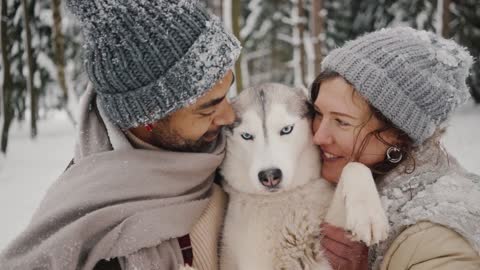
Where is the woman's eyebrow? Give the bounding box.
[332,111,357,120]
[314,104,357,119]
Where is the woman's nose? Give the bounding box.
[313,122,333,145]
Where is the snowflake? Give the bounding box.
[436,49,459,67]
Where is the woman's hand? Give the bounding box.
[321,223,369,270]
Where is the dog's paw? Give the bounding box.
[341,163,390,246]
[345,198,389,246]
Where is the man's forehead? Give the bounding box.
[192,72,235,108]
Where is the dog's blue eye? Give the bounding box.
[280,125,294,135]
[241,132,254,140]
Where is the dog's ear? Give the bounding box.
[228,94,240,105]
[295,86,309,98]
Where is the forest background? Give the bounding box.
[1,0,479,153]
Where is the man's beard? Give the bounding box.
[151,126,221,153]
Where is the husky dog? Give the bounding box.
[220,83,389,270]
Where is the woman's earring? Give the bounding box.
[386,146,403,164]
[145,124,153,132]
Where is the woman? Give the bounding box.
[311,27,480,270]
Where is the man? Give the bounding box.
[0,0,241,269]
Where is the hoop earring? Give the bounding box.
[145,124,154,132]
[386,146,403,164]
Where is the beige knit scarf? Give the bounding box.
[0,85,225,270]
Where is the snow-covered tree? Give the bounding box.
[1,0,15,153]
[22,0,38,138]
[1,0,84,152]
[1,0,27,153]
[450,0,480,103]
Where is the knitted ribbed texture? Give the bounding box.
[191,184,227,270]
[66,0,241,129]
[321,27,473,144]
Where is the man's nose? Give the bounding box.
[312,122,333,145]
[213,100,235,126]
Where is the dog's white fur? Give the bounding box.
[219,84,389,270]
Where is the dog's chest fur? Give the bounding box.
[221,179,335,270]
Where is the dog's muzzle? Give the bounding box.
[258,168,282,189]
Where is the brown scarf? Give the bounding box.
[0,85,225,270]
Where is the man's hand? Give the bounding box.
[321,223,369,270]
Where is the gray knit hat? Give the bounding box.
[321,27,473,144]
[67,0,241,129]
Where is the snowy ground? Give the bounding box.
[1,102,479,252]
[0,113,76,252]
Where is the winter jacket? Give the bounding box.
[371,139,480,270]
[380,221,480,270]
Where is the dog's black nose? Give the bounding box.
[258,168,282,188]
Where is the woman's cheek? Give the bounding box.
[312,117,321,134]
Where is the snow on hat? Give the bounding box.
[321,27,473,144]
[67,0,241,129]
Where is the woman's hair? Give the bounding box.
[309,70,417,177]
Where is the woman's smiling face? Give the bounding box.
[311,76,397,184]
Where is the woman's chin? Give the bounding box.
[321,170,340,185]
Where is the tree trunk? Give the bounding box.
[216,0,223,19]
[311,0,323,76]
[442,0,451,38]
[207,0,223,18]
[292,0,306,87]
[298,0,306,86]
[52,0,68,104]
[21,0,37,138]
[52,0,77,125]
[1,0,14,153]
[232,0,243,93]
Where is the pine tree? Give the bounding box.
[232,0,244,92]
[21,0,38,138]
[1,0,15,153]
[451,0,480,103]
[309,0,324,76]
[1,0,27,153]
[324,0,356,50]
[238,0,294,86]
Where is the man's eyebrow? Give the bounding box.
[197,96,226,111]
[196,74,235,111]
